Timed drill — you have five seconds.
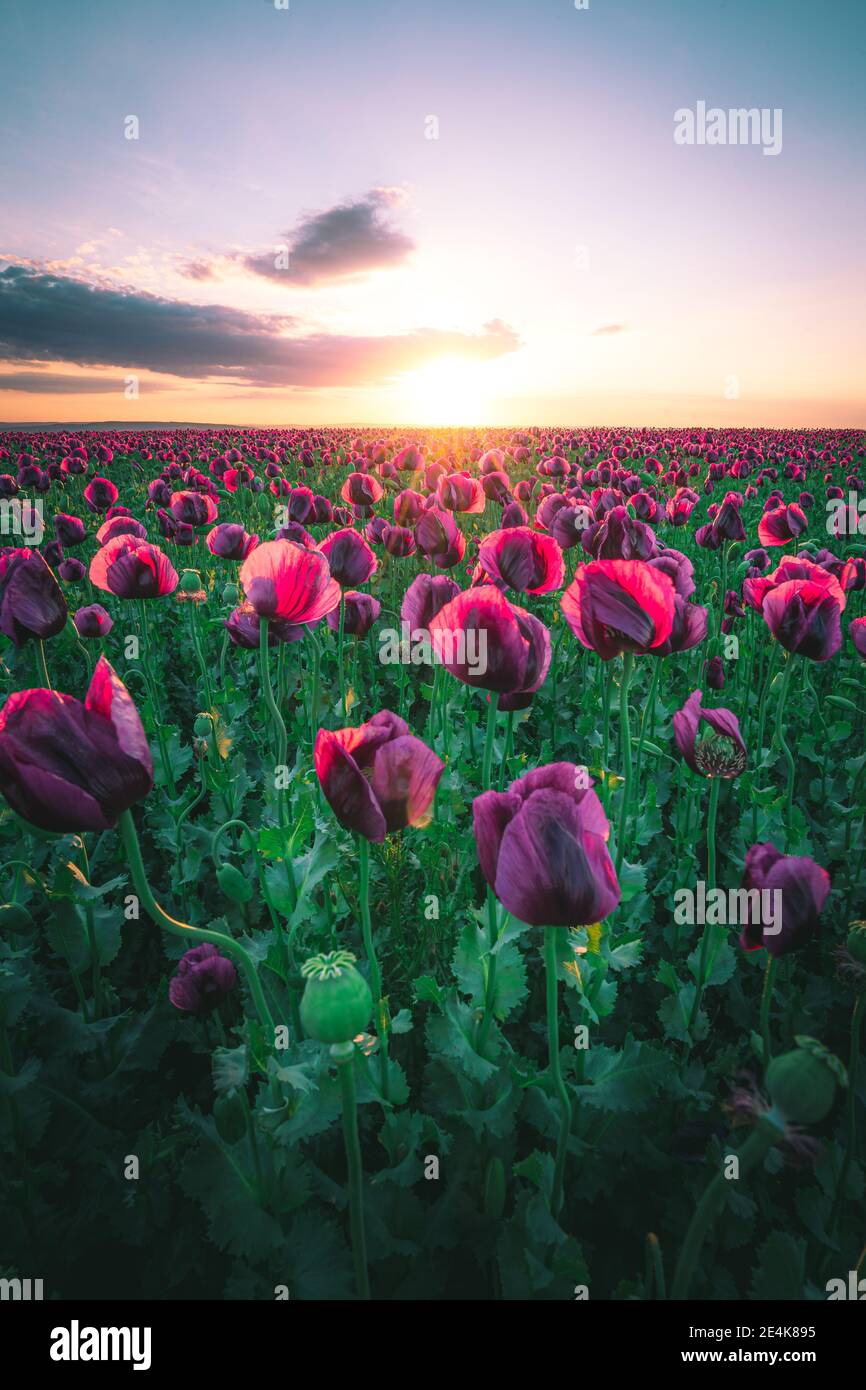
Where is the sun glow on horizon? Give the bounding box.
[397,355,501,426]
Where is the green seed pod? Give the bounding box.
[766,1042,840,1125]
[222,582,239,605]
[216,863,253,905]
[483,1156,506,1221]
[847,922,866,967]
[179,570,201,593]
[193,713,212,738]
[300,950,372,1044]
[213,1092,247,1146]
[0,902,35,932]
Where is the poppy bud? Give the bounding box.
[847,923,866,968]
[216,863,253,904]
[193,713,212,737]
[222,582,239,605]
[766,1040,840,1125]
[300,950,372,1044]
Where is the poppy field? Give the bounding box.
[0,425,864,1303]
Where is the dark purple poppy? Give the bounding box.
[53,514,87,547]
[0,548,68,646]
[318,528,377,587]
[400,573,460,634]
[429,585,551,710]
[206,523,259,561]
[326,590,381,636]
[762,579,842,662]
[472,763,621,927]
[0,656,152,831]
[738,843,830,958]
[73,604,114,639]
[169,944,237,1015]
[314,710,444,842]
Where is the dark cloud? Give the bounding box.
[243,189,415,286]
[0,371,129,393]
[0,265,519,389]
[590,324,629,336]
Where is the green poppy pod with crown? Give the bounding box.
[766,1036,846,1126]
[300,950,372,1044]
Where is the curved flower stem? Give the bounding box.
[481,696,498,791]
[544,925,571,1217]
[188,602,214,711]
[615,651,635,876]
[633,659,660,822]
[773,657,796,843]
[497,711,514,793]
[759,954,778,1069]
[137,599,176,797]
[357,835,389,1101]
[35,638,52,690]
[337,594,347,718]
[211,816,300,1029]
[829,991,865,1236]
[476,888,499,1055]
[258,619,288,830]
[670,1116,784,1299]
[686,775,721,1038]
[118,809,275,1036]
[333,1042,371,1299]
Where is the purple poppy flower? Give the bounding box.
[169,944,237,1015]
[472,763,621,927]
[673,689,747,779]
[738,843,830,958]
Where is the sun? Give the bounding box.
[398,355,496,425]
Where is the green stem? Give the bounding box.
[615,651,635,876]
[829,991,865,1235]
[481,696,498,791]
[334,1045,371,1299]
[118,809,274,1035]
[35,637,52,690]
[357,836,389,1101]
[544,925,571,1217]
[258,619,288,829]
[773,658,796,843]
[686,775,721,1038]
[759,954,778,1069]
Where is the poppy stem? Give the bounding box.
[136,600,176,797]
[615,651,635,876]
[759,954,777,1068]
[258,619,288,829]
[686,775,721,1038]
[333,1042,371,1299]
[670,1115,783,1300]
[543,925,571,1217]
[357,835,389,1101]
[118,809,275,1037]
[477,888,499,1055]
[481,696,498,790]
[337,594,347,718]
[35,638,52,690]
[772,657,796,844]
[829,991,865,1236]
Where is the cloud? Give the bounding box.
[0,265,519,389]
[241,188,416,287]
[590,324,630,336]
[0,371,134,393]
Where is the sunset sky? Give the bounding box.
[1,0,864,427]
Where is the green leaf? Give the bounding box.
[749,1232,806,1300]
